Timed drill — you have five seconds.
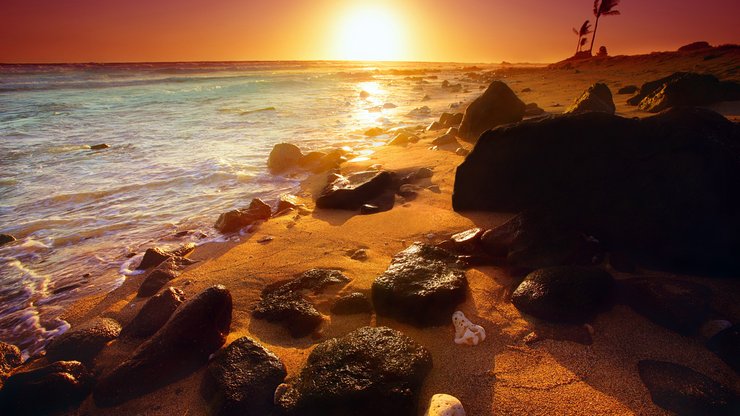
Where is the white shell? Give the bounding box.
[424,393,466,416]
[452,311,486,346]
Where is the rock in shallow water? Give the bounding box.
[202,337,286,416]
[511,266,614,323]
[275,326,432,416]
[0,360,93,415]
[45,317,121,363]
[94,285,232,407]
[215,198,272,234]
[638,360,739,415]
[123,287,186,338]
[372,243,467,326]
[268,143,303,173]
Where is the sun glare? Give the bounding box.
[334,6,406,61]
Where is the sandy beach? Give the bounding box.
[2,45,740,415]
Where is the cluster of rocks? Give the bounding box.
[215,194,306,234]
[267,143,355,174]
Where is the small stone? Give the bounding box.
[90,143,110,150]
[452,311,486,346]
[0,342,22,382]
[425,393,466,416]
[398,184,420,198]
[347,248,368,261]
[432,132,457,146]
[364,127,385,137]
[257,235,274,244]
[0,234,16,246]
[359,90,370,99]
[415,167,434,179]
[617,85,639,95]
[136,247,172,270]
[331,293,373,315]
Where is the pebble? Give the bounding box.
[425,394,466,416]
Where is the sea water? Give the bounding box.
[0,61,483,358]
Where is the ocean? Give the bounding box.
[0,61,484,358]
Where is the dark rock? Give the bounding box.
[276,194,301,214]
[511,266,614,323]
[678,41,712,52]
[458,81,525,142]
[46,317,121,363]
[565,83,615,114]
[316,170,393,210]
[137,247,172,270]
[94,285,233,407]
[123,287,186,338]
[439,112,463,127]
[620,278,711,335]
[90,143,110,150]
[455,147,469,156]
[275,326,432,416]
[0,342,22,382]
[360,204,381,214]
[638,360,739,415]
[0,234,16,246]
[372,243,467,326]
[431,132,457,146]
[331,292,372,315]
[0,361,93,415]
[268,143,303,173]
[524,102,545,116]
[347,248,368,261]
[628,72,740,112]
[453,108,740,275]
[480,212,603,269]
[415,167,434,179]
[426,121,445,131]
[617,85,639,95]
[521,87,532,93]
[253,269,350,338]
[138,260,181,298]
[608,252,637,273]
[202,337,287,416]
[707,325,740,374]
[215,198,272,234]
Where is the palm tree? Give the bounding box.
[589,0,621,55]
[572,20,593,55]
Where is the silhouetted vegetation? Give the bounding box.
[572,20,593,55]
[589,0,621,54]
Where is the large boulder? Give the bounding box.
[316,171,394,210]
[458,81,525,142]
[372,243,467,326]
[511,266,614,323]
[638,360,739,415]
[628,72,740,112]
[268,143,303,173]
[275,326,433,416]
[215,198,272,234]
[0,361,93,415]
[453,108,740,275]
[564,83,615,114]
[253,269,350,337]
[94,285,232,407]
[707,325,740,374]
[45,317,121,363]
[122,287,186,338]
[202,337,287,416]
[620,278,712,335]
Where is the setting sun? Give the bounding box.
[333,6,406,61]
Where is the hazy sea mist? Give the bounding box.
[0,60,483,357]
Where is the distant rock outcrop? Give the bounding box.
[458,81,525,142]
[453,108,740,275]
[678,41,712,52]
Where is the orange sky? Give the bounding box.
[1,0,738,63]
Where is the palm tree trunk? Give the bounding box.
[576,35,582,54]
[589,15,600,55]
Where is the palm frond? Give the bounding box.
[597,0,620,16]
[593,0,600,16]
[602,10,621,16]
[573,27,579,35]
[580,38,589,47]
[579,20,593,36]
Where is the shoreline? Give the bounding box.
[3,46,740,415]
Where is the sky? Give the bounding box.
[1,0,738,63]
